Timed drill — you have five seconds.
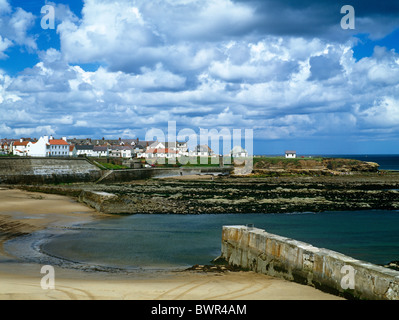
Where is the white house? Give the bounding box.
[75,145,94,157]
[12,139,30,156]
[176,141,188,156]
[92,146,109,157]
[27,136,69,157]
[109,145,133,158]
[230,146,248,158]
[69,145,77,157]
[27,137,48,157]
[48,137,69,157]
[285,150,297,158]
[190,145,214,157]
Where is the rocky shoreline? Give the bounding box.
[10,171,399,215]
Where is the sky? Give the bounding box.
[0,0,399,155]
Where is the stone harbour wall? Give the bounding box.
[0,158,233,184]
[0,157,101,184]
[221,226,399,300]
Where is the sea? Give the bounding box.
[4,154,399,272]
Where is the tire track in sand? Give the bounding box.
[154,279,212,300]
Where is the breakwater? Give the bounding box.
[13,173,399,214]
[75,174,399,214]
[220,226,399,300]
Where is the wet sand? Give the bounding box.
[0,188,343,300]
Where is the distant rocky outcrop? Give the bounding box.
[253,158,379,176]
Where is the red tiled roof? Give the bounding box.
[49,139,69,145]
[13,141,30,146]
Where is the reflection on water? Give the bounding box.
[40,211,399,270]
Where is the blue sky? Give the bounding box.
[1,0,399,154]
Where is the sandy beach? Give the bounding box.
[0,187,343,300]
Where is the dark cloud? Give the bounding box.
[235,0,399,40]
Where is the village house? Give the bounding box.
[92,146,109,157]
[190,144,214,157]
[47,137,69,157]
[167,141,188,156]
[73,145,111,157]
[285,150,297,158]
[176,141,188,155]
[69,145,77,157]
[27,136,69,157]
[109,145,133,158]
[12,139,31,156]
[75,145,94,157]
[230,146,248,158]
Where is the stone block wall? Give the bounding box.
[0,158,101,184]
[221,226,399,300]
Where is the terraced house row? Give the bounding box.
[1,136,249,159]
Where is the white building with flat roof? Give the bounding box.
[285,150,297,158]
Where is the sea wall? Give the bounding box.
[0,157,101,184]
[0,158,233,184]
[221,226,399,300]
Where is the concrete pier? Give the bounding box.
[221,225,399,300]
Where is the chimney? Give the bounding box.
[49,136,54,140]
[20,138,23,142]
[62,137,67,142]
